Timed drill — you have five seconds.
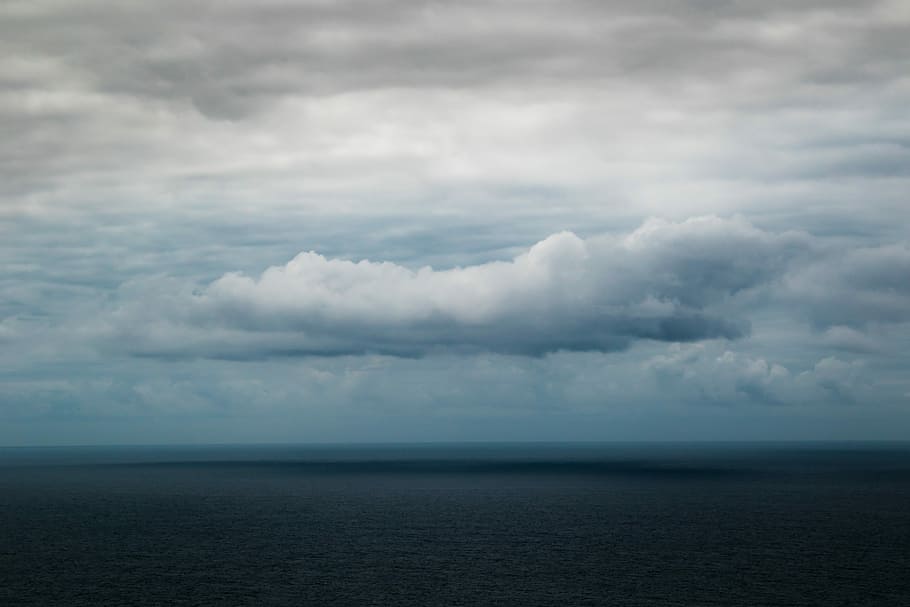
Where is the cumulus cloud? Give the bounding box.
[99,214,910,363]
[805,356,867,403]
[105,216,809,359]
[647,344,792,405]
[645,343,870,406]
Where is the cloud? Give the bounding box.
[818,325,883,353]
[1,1,910,440]
[2,0,908,225]
[104,216,809,359]
[647,344,792,405]
[786,243,910,328]
[6,0,905,115]
[645,343,870,406]
[99,214,910,363]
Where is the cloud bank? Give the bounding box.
[106,216,813,359]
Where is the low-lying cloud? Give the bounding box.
[107,216,812,359]
[646,343,869,406]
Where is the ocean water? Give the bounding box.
[1,443,909,606]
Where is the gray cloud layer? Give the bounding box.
[7,0,905,112]
[3,0,909,225]
[786,243,910,328]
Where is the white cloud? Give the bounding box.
[96,213,910,366]
[105,216,809,359]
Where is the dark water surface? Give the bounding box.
[2,442,909,606]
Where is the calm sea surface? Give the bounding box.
[2,442,909,606]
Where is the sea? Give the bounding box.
[1,442,909,606]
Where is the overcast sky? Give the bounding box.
[1,0,909,445]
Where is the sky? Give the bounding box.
[1,0,909,445]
